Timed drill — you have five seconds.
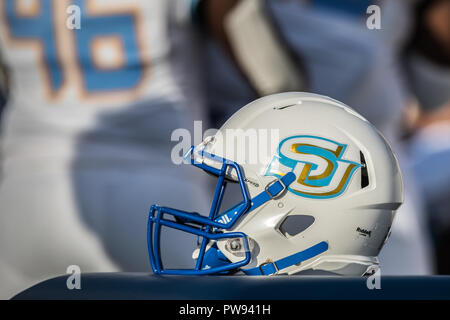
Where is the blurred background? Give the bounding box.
[0,0,449,299]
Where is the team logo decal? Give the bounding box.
[265,136,361,199]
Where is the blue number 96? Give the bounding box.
[4,0,147,99]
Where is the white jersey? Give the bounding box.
[0,0,204,164]
[0,0,210,299]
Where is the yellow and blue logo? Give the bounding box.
[265,135,361,199]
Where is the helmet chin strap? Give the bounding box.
[222,171,329,276]
[243,241,329,276]
[214,172,296,225]
[214,171,329,276]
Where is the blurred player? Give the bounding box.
[199,0,434,274]
[0,57,6,124]
[0,0,208,299]
[404,0,450,273]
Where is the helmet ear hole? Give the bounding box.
[279,215,315,238]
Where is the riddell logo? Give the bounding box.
[357,227,372,237]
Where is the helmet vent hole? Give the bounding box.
[279,215,315,237]
[360,151,369,189]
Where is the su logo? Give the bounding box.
[265,136,361,199]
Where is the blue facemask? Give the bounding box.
[147,146,296,275]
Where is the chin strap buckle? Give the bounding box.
[264,177,287,200]
[258,259,279,276]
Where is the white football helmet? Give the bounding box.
[147,92,403,276]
